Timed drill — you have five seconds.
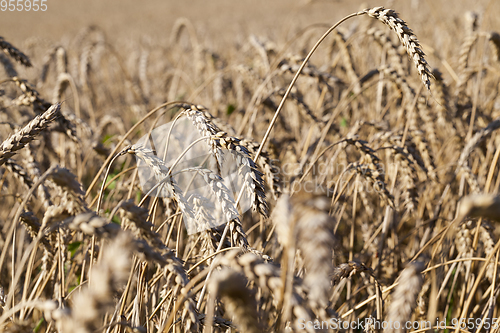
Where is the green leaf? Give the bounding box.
[102,134,115,144]
[68,275,81,294]
[112,214,121,225]
[68,241,81,258]
[105,174,117,190]
[34,318,45,333]
[340,117,348,128]
[226,104,236,115]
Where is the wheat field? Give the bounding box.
[1,1,500,332]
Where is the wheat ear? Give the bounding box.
[0,104,60,167]
[0,36,32,67]
[128,145,197,231]
[458,194,500,222]
[183,105,269,217]
[364,7,433,90]
[386,262,424,333]
[489,32,500,61]
[58,232,132,333]
[207,269,262,333]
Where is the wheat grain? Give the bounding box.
[457,118,500,168]
[1,5,500,332]
[464,11,479,35]
[4,158,34,190]
[184,167,239,222]
[431,69,457,136]
[214,134,269,217]
[183,106,269,217]
[218,251,316,331]
[455,221,473,257]
[458,34,478,76]
[334,30,361,92]
[367,27,405,75]
[263,87,321,123]
[478,223,496,282]
[25,144,53,208]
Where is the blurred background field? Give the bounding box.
[1,0,498,45]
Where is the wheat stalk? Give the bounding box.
[279,56,343,85]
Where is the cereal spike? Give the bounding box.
[365,7,433,90]
[0,104,60,166]
[0,36,32,67]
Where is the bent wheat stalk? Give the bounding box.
[85,101,192,197]
[253,6,432,163]
[198,8,433,305]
